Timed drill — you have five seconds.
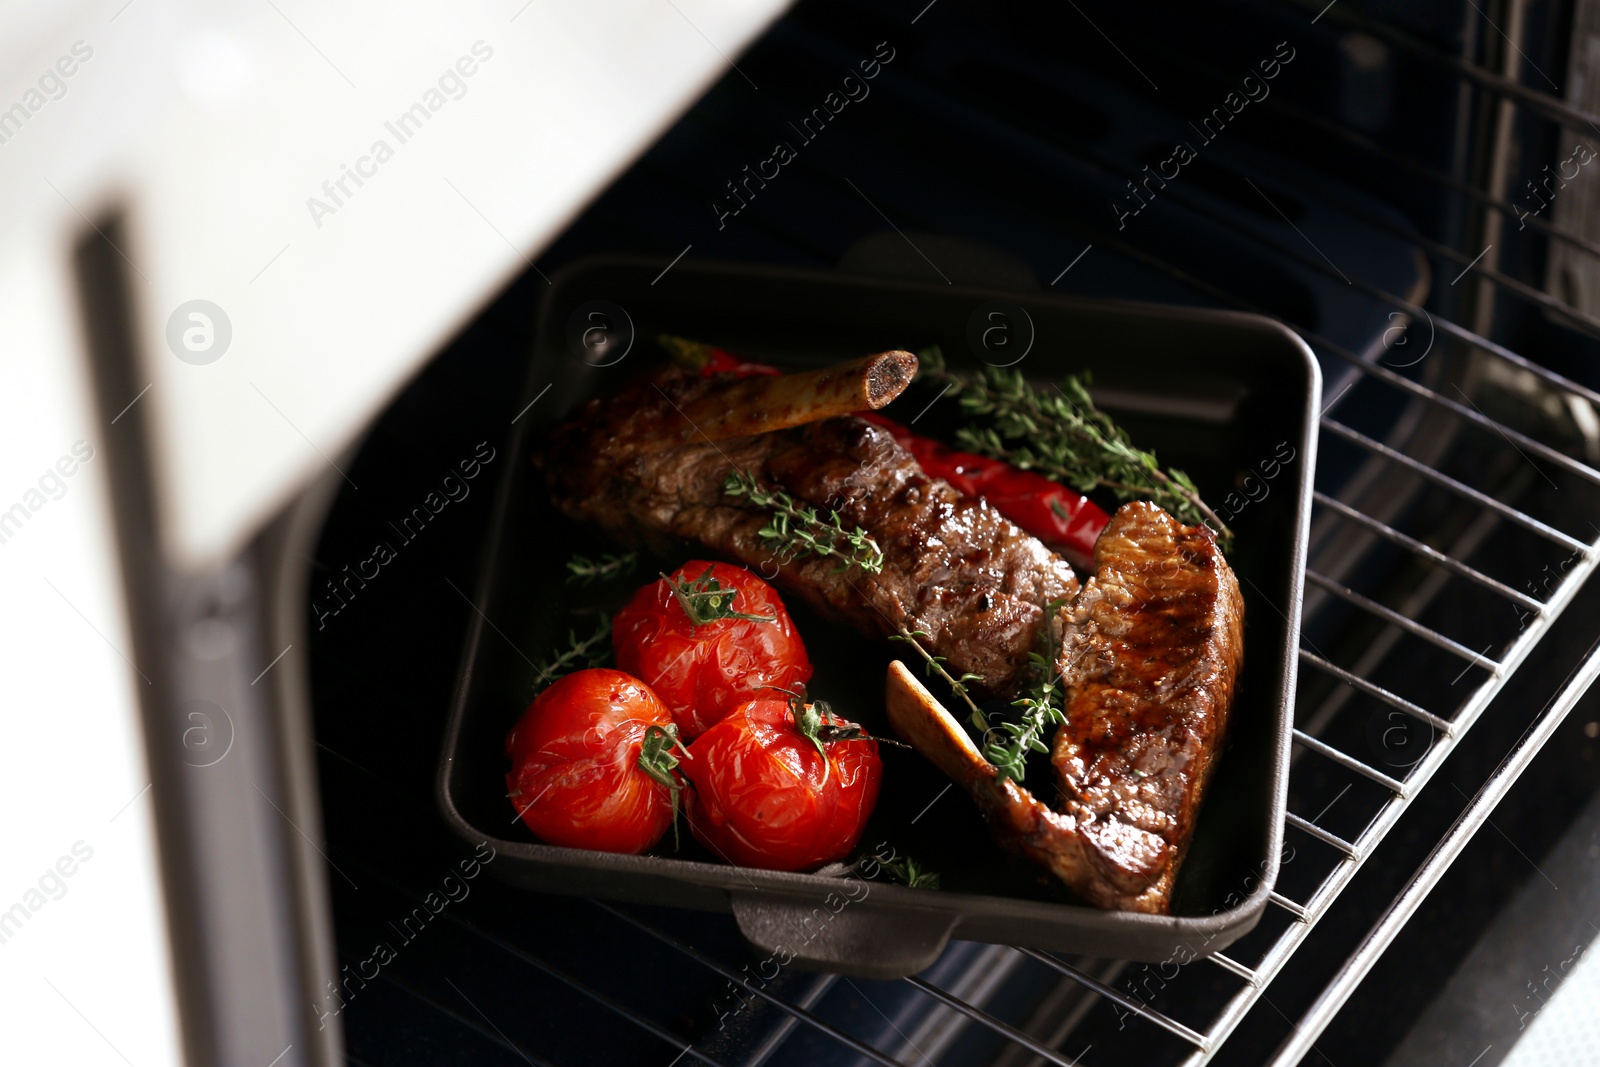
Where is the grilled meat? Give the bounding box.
[887,502,1242,913]
[546,360,1243,913]
[544,366,1078,698]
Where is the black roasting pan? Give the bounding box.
[437,255,1319,975]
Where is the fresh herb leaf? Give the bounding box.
[980,598,1067,785]
[565,551,639,586]
[918,346,1232,549]
[862,848,941,889]
[723,470,885,574]
[530,613,612,697]
[889,628,989,734]
[664,565,777,628]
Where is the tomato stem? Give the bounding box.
[638,723,691,848]
[663,566,778,629]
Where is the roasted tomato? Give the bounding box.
[613,561,813,740]
[683,697,881,871]
[505,668,677,854]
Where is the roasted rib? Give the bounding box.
[543,363,1077,698]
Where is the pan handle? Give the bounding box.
[730,891,957,979]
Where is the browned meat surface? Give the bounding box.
[543,366,1078,698]
[1054,502,1243,910]
[888,503,1242,913]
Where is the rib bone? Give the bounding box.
[670,350,918,442]
[885,662,1174,913]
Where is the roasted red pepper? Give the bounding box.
[659,336,1109,568]
[659,335,783,379]
[859,414,1107,570]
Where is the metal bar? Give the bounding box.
[1267,635,1600,1066]
[1285,813,1360,859]
[1047,109,1600,413]
[596,903,908,1067]
[1297,650,1454,733]
[1178,544,1600,1066]
[903,975,1090,1067]
[367,965,562,1067]
[1304,569,1503,666]
[438,915,728,1067]
[1207,954,1259,986]
[1277,0,1599,132]
[985,88,1600,418]
[1308,355,1600,491]
[1124,26,1600,264]
[1292,729,1408,795]
[331,855,732,1067]
[1312,492,1546,611]
[1267,892,1311,922]
[1320,419,1590,553]
[1016,948,1209,1048]
[947,121,1600,494]
[1134,62,1600,340]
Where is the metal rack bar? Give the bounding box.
[368,965,561,1067]
[1320,419,1589,553]
[1285,812,1360,859]
[903,975,1089,1067]
[1304,569,1501,665]
[973,83,1600,439]
[1178,539,1600,1066]
[1207,953,1259,985]
[333,856,732,1067]
[441,915,728,1067]
[936,107,1600,502]
[1125,26,1600,264]
[1268,892,1311,921]
[1268,634,1600,1065]
[1298,650,1454,732]
[1292,729,1409,795]
[1016,949,1210,1049]
[596,903,910,1067]
[1311,492,1544,611]
[1306,356,1600,491]
[1277,0,1595,131]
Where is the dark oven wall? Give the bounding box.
[308,1,1600,1065]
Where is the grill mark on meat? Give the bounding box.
[544,367,1078,699]
[1052,501,1243,910]
[887,502,1241,914]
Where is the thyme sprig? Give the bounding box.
[664,565,776,628]
[878,852,941,890]
[918,346,1232,549]
[981,598,1067,785]
[723,470,885,574]
[984,651,1065,784]
[565,551,639,586]
[530,613,612,697]
[889,628,989,734]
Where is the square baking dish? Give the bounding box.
[437,255,1318,975]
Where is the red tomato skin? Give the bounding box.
[682,699,881,871]
[613,562,813,740]
[504,668,674,854]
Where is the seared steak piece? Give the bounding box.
[887,502,1242,913]
[543,366,1078,699]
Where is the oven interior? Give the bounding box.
[304,0,1600,1063]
